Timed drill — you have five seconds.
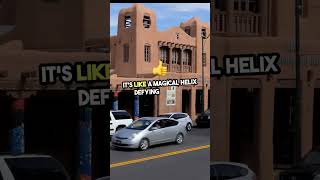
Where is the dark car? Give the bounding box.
[278,147,320,180]
[196,109,210,127]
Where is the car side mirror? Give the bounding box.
[150,127,159,131]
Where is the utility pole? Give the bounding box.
[294,0,302,164]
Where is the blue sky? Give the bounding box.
[110,3,210,36]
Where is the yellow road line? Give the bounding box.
[110,145,210,168]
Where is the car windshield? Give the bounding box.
[112,111,131,120]
[126,120,153,130]
[303,151,320,165]
[158,114,171,118]
[5,157,68,180]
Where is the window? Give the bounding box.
[124,14,132,28]
[42,0,60,3]
[166,119,179,127]
[185,26,191,35]
[172,49,180,64]
[201,28,207,37]
[241,0,246,11]
[210,164,248,179]
[249,0,259,13]
[183,50,192,66]
[143,15,151,28]
[112,111,132,120]
[0,171,3,180]
[144,45,151,62]
[234,0,239,10]
[160,46,169,64]
[123,44,129,63]
[215,0,226,10]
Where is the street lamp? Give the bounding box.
[294,0,302,164]
[202,31,210,113]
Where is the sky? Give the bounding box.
[110,3,210,36]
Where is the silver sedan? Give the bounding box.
[111,117,187,150]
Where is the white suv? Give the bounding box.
[0,154,69,180]
[159,112,193,131]
[110,110,133,136]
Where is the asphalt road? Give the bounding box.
[110,127,210,180]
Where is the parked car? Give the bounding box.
[111,117,186,151]
[96,176,110,180]
[0,154,70,180]
[110,110,133,136]
[196,109,210,127]
[278,146,320,180]
[158,112,193,131]
[211,162,256,180]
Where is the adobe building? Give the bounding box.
[110,3,210,120]
[0,1,109,179]
[211,0,320,180]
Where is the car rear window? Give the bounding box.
[210,164,248,179]
[5,157,68,180]
[112,111,132,120]
[159,114,171,118]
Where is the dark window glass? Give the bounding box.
[210,164,248,179]
[179,114,187,118]
[127,120,152,130]
[159,114,172,118]
[0,171,3,180]
[42,0,60,3]
[234,1,239,10]
[143,15,151,28]
[201,28,207,37]
[124,14,132,28]
[171,114,180,119]
[144,45,151,62]
[123,44,129,63]
[5,157,68,180]
[112,111,132,120]
[160,47,169,64]
[185,26,191,35]
[241,0,246,11]
[249,0,259,13]
[165,119,179,127]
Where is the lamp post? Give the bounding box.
[202,32,210,113]
[294,0,302,164]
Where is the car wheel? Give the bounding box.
[139,138,149,151]
[186,123,192,131]
[175,133,184,144]
[116,126,124,132]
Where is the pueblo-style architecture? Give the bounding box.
[110,3,210,120]
[211,0,320,180]
[0,1,109,179]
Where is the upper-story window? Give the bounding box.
[143,14,151,28]
[123,44,129,63]
[249,0,259,13]
[144,44,151,62]
[201,28,207,38]
[234,0,239,10]
[160,47,170,64]
[182,50,192,66]
[241,0,246,11]
[215,0,226,11]
[172,49,181,65]
[124,14,132,28]
[185,26,191,35]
